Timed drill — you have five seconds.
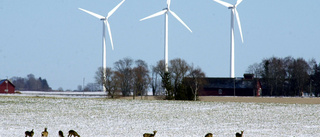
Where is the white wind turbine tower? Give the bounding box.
[213,0,244,78]
[79,0,125,91]
[140,0,192,72]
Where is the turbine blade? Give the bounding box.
[169,10,192,33]
[236,0,243,7]
[167,0,171,8]
[235,9,243,43]
[140,10,166,21]
[213,0,233,8]
[107,0,125,18]
[106,21,114,50]
[79,8,105,19]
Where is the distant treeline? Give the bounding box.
[247,56,320,96]
[95,56,320,99]
[11,74,51,91]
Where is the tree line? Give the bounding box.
[9,56,319,98]
[95,57,206,100]
[246,56,320,96]
[11,74,51,91]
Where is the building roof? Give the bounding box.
[204,78,256,89]
[0,79,15,87]
[0,79,7,85]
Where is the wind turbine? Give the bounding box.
[79,0,125,91]
[140,0,192,72]
[213,0,244,78]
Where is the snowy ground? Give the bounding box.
[1,96,320,137]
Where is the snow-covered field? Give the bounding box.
[1,96,320,137]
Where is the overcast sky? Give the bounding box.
[0,0,319,90]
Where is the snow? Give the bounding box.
[1,95,320,137]
[10,91,108,98]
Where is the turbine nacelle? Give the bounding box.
[163,8,168,11]
[79,0,125,51]
[228,6,235,9]
[214,0,241,9]
[79,0,125,91]
[140,0,191,72]
[213,0,244,78]
[139,1,192,33]
[214,0,243,43]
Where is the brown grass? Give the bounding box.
[199,96,320,104]
[119,96,320,104]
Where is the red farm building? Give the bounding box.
[0,79,15,93]
[199,74,262,96]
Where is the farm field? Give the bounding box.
[1,96,320,137]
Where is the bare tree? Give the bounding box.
[169,58,190,97]
[11,77,26,90]
[249,56,314,96]
[150,66,159,96]
[152,60,174,98]
[95,67,104,88]
[153,60,167,95]
[105,68,120,98]
[270,57,286,96]
[95,67,120,98]
[114,57,133,96]
[154,60,166,77]
[132,59,150,99]
[260,57,286,96]
[311,63,320,96]
[84,83,101,91]
[187,65,206,101]
[150,65,164,96]
[170,58,189,81]
[11,74,51,91]
[289,58,310,96]
[246,63,263,78]
[26,74,39,90]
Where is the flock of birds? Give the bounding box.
[25,128,244,137]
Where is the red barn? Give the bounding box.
[199,74,261,96]
[0,79,15,93]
